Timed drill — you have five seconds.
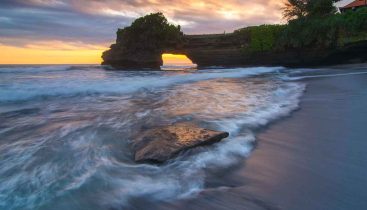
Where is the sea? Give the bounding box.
[1,64,365,210]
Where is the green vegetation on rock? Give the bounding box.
[235,25,285,53]
[102,12,184,68]
[102,1,367,68]
[235,1,367,54]
[280,7,367,49]
[116,12,183,53]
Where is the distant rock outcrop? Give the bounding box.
[133,123,229,163]
[102,12,184,69]
[102,13,367,69]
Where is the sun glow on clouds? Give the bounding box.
[80,0,284,27]
[2,0,287,64]
[101,9,141,18]
[220,10,241,20]
[25,40,106,51]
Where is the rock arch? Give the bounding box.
[161,53,195,67]
[101,13,245,69]
[102,32,244,69]
[102,13,367,69]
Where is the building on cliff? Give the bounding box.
[340,0,367,12]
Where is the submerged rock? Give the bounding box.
[133,123,229,163]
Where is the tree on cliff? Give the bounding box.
[102,13,183,67]
[279,0,346,49]
[283,0,340,20]
[116,12,183,52]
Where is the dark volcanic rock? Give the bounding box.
[133,123,229,163]
[103,30,367,69]
[102,13,367,69]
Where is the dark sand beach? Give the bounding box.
[146,72,367,210]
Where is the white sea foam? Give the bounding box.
[88,79,306,208]
[0,65,305,210]
[283,71,367,81]
[0,65,281,102]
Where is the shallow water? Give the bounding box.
[0,65,308,210]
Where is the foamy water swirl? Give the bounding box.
[0,65,304,210]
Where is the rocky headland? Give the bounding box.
[102,12,367,70]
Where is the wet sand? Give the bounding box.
[141,72,367,210]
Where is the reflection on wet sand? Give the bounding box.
[162,78,275,118]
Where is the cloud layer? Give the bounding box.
[0,0,289,48]
[0,0,354,54]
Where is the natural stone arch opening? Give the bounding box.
[102,13,247,70]
[161,53,197,70]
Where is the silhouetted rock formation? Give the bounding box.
[102,13,184,69]
[133,123,229,163]
[102,13,367,69]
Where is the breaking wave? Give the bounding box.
[0,65,304,210]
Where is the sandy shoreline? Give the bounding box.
[140,71,367,210]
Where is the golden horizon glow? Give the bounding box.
[0,46,196,65]
[162,54,195,65]
[1,0,294,64]
[0,44,106,65]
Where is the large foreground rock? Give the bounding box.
[133,123,229,163]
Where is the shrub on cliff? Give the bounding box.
[280,0,341,49]
[116,12,183,53]
[235,25,285,53]
[279,16,343,49]
[343,8,367,40]
[279,8,367,49]
[234,0,367,53]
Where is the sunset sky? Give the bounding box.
[0,0,354,64]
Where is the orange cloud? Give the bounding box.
[71,0,286,32]
[25,40,107,51]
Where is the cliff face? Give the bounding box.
[103,31,367,69]
[181,34,367,68]
[182,34,244,67]
[102,44,164,69]
[102,32,248,69]
[102,12,367,69]
[101,33,242,69]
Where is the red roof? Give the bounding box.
[341,0,367,9]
